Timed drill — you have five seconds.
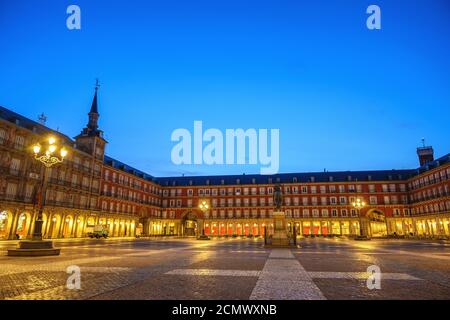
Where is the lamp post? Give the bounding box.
[8,136,68,256]
[352,197,370,241]
[197,200,210,240]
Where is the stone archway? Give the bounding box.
[63,215,74,238]
[48,214,62,239]
[181,211,198,237]
[15,212,31,239]
[366,209,387,237]
[0,210,13,240]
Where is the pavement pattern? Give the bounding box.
[0,238,449,300]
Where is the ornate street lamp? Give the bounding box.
[32,137,68,167]
[352,197,370,241]
[198,200,209,212]
[197,200,210,240]
[8,136,68,256]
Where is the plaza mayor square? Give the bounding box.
[0,0,449,315]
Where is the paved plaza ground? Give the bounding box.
[0,237,449,300]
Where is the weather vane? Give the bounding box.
[37,113,47,125]
[95,78,100,91]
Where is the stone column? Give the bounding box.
[436,218,441,235]
[386,219,391,236]
[8,209,19,240]
[198,219,204,236]
[411,218,417,236]
[28,210,38,239]
[57,215,65,238]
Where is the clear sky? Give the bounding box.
[1,0,449,177]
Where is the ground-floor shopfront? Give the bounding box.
[201,219,365,237]
[2,205,449,240]
[0,204,139,240]
[141,214,450,239]
[143,219,366,237]
[388,214,450,237]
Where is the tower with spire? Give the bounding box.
[74,79,107,157]
[416,138,434,166]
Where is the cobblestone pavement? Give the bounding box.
[0,238,449,300]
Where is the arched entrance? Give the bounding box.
[0,211,12,239]
[181,211,198,237]
[136,223,143,237]
[63,216,74,238]
[48,214,62,239]
[16,212,31,239]
[367,209,387,237]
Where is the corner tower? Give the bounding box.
[74,80,107,159]
[416,138,434,166]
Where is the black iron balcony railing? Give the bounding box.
[0,193,34,203]
[93,169,102,177]
[0,165,22,177]
[409,191,450,204]
[409,175,449,190]
[45,199,99,210]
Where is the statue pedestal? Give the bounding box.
[266,211,297,248]
[8,240,61,256]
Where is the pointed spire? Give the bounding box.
[89,79,100,114]
[74,80,106,144]
[86,79,100,131]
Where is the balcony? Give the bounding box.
[48,177,70,187]
[0,193,33,203]
[409,191,449,204]
[0,165,22,177]
[45,199,99,210]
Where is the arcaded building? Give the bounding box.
[1,89,449,240]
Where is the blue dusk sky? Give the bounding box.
[0,0,449,177]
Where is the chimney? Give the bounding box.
[417,138,434,166]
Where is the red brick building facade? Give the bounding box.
[1,89,449,240]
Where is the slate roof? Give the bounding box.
[155,154,449,187]
[104,155,157,182]
[0,105,74,145]
[154,169,417,187]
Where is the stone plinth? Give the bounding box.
[7,240,61,257]
[265,211,297,248]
